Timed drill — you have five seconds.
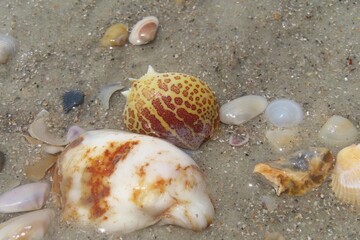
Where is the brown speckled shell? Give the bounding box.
[123,70,219,150]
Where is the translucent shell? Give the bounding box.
[0,34,17,64]
[254,147,334,196]
[331,144,360,205]
[57,130,214,234]
[129,16,159,45]
[123,66,219,150]
[220,95,268,125]
[100,23,129,47]
[318,115,358,148]
[265,99,303,128]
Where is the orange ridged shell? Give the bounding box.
[123,66,219,150]
[331,144,360,205]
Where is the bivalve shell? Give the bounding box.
[0,34,17,64]
[100,23,129,47]
[265,99,303,128]
[318,115,358,148]
[331,144,360,205]
[220,95,268,125]
[129,16,159,45]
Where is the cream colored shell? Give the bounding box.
[331,144,360,205]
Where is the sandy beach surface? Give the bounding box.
[0,0,359,239]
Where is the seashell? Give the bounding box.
[0,182,50,213]
[265,128,299,153]
[265,99,303,128]
[0,209,55,239]
[57,129,214,234]
[98,83,124,110]
[318,115,358,148]
[122,65,219,150]
[100,23,129,47]
[42,144,64,155]
[229,128,249,147]
[28,109,69,146]
[220,95,268,125]
[24,153,58,181]
[62,90,85,113]
[0,34,17,64]
[253,147,334,196]
[66,125,86,143]
[0,151,5,172]
[129,16,159,45]
[331,144,360,205]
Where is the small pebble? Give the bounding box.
[0,151,5,172]
[62,90,85,113]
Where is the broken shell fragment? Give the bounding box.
[57,130,214,234]
[0,209,55,239]
[129,16,159,45]
[229,128,249,147]
[100,23,129,47]
[28,110,69,146]
[66,125,86,143]
[265,99,303,128]
[0,33,17,64]
[220,95,268,125]
[253,147,334,196]
[0,182,50,213]
[331,144,360,205]
[265,128,299,153]
[98,83,124,110]
[24,153,58,181]
[318,115,358,148]
[62,90,85,113]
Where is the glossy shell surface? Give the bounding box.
[220,95,268,125]
[100,23,128,47]
[129,16,159,45]
[318,115,358,148]
[254,147,334,196]
[0,34,17,64]
[57,130,214,234]
[123,66,219,150]
[265,99,303,128]
[331,144,360,205]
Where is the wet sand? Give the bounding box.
[0,0,359,239]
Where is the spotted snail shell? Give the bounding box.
[122,66,219,150]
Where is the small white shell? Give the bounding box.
[265,128,298,153]
[98,83,124,109]
[28,109,69,146]
[129,16,159,45]
[0,209,55,239]
[66,125,86,143]
[220,95,268,125]
[318,115,358,147]
[0,34,17,64]
[0,182,50,213]
[265,99,303,128]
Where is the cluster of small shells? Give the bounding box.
[100,16,159,47]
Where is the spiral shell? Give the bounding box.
[0,34,17,64]
[265,99,303,128]
[123,66,219,150]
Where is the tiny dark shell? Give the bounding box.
[0,151,5,172]
[62,90,85,113]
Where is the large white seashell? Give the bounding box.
[0,209,55,239]
[265,99,303,128]
[57,129,214,234]
[331,144,360,205]
[129,16,159,45]
[0,182,50,213]
[220,95,268,125]
[318,115,358,148]
[0,34,17,64]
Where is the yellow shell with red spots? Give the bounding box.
[123,66,219,150]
